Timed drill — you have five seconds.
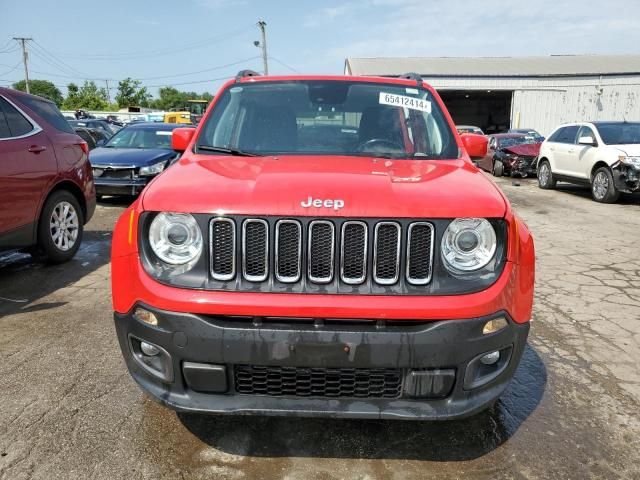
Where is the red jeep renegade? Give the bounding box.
[111,72,535,420]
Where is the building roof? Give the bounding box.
[345,55,640,78]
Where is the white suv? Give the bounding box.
[537,121,640,203]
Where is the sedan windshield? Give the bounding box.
[196,80,458,159]
[498,136,538,148]
[595,122,640,145]
[105,127,174,149]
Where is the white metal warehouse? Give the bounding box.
[345,55,640,136]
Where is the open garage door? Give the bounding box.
[437,90,512,134]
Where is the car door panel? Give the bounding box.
[575,126,598,179]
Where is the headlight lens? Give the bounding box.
[149,212,202,265]
[619,156,640,167]
[139,160,167,176]
[441,218,497,272]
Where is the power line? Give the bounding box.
[0,62,21,76]
[269,56,302,74]
[29,39,88,77]
[44,25,253,60]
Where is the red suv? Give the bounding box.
[0,88,95,262]
[111,72,535,420]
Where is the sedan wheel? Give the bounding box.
[37,190,84,263]
[50,201,80,251]
[591,167,620,203]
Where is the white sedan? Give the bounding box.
[537,121,640,203]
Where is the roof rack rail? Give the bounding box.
[235,69,262,82]
[399,72,423,86]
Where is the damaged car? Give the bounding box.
[477,133,542,178]
[537,121,640,203]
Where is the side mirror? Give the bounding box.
[460,133,488,159]
[96,139,106,147]
[172,127,196,152]
[578,136,597,146]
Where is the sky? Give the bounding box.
[1,0,640,98]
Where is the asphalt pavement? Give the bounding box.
[1,177,639,480]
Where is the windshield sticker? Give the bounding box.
[156,131,173,136]
[405,88,419,95]
[379,92,431,113]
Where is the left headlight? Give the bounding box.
[139,160,167,176]
[441,218,497,273]
[149,212,202,266]
[619,156,640,168]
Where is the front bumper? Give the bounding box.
[504,156,537,177]
[114,305,529,420]
[94,178,149,196]
[612,162,640,193]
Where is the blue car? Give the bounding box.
[89,122,189,197]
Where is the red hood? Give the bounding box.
[141,154,507,218]
[502,143,541,157]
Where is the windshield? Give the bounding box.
[595,122,640,145]
[498,136,538,148]
[196,80,458,159]
[105,126,174,149]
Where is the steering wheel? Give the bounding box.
[357,138,405,153]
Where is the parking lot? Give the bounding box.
[0,176,639,480]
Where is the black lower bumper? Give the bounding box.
[95,178,148,196]
[612,162,640,193]
[114,305,529,420]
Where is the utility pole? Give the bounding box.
[13,37,32,93]
[105,79,111,104]
[257,20,268,75]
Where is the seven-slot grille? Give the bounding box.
[209,217,434,287]
[234,365,403,399]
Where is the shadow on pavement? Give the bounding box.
[554,184,640,205]
[0,229,113,317]
[178,344,546,462]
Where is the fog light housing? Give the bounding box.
[133,307,158,326]
[483,316,508,335]
[141,341,160,356]
[480,350,500,365]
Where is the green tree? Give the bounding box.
[62,81,109,110]
[12,79,64,106]
[115,77,151,108]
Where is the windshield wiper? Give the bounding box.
[196,145,262,156]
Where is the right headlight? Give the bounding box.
[441,218,497,273]
[149,212,202,266]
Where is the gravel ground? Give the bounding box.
[1,178,639,480]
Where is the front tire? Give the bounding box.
[537,160,556,189]
[492,160,504,177]
[37,190,84,263]
[591,167,620,203]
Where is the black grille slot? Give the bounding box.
[234,365,403,399]
[243,220,268,281]
[97,168,133,179]
[275,220,301,282]
[308,221,334,283]
[374,222,401,284]
[407,223,434,285]
[210,218,235,280]
[341,222,367,284]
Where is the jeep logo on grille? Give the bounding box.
[301,196,344,210]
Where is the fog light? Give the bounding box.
[483,317,507,335]
[480,350,500,365]
[140,341,160,356]
[133,307,158,326]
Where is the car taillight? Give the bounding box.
[78,141,89,155]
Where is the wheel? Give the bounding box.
[537,160,556,189]
[591,167,620,203]
[492,159,504,177]
[37,190,84,263]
